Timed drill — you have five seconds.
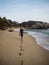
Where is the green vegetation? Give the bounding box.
[0,17,18,30]
[0,17,49,30]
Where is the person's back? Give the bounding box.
[20,27,24,40]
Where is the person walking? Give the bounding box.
[19,27,24,40]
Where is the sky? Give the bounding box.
[0,0,49,23]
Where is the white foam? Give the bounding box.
[27,31,49,51]
[14,29,49,51]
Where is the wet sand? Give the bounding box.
[0,30,49,65]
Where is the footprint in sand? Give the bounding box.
[19,51,24,56]
[17,38,21,40]
[21,60,23,65]
[18,40,24,65]
[20,46,22,48]
[19,53,22,56]
[20,42,24,52]
[20,48,24,52]
[20,40,23,44]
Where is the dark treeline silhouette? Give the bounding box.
[20,20,49,29]
[0,17,49,30]
[0,17,18,30]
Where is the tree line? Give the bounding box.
[0,17,49,30]
[0,17,18,30]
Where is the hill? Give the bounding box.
[20,20,49,29]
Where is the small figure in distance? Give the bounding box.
[19,26,24,40]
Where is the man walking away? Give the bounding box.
[20,27,24,40]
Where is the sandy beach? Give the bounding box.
[0,30,49,65]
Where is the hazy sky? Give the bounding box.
[0,0,49,23]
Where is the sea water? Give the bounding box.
[25,29,49,51]
[14,29,49,51]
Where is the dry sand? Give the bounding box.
[0,30,49,65]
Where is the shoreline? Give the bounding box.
[28,34,49,52]
[28,33,49,52]
[14,28,49,51]
[0,30,49,65]
[25,30,49,51]
[27,32,49,52]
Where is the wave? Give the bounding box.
[14,29,49,51]
[26,29,49,51]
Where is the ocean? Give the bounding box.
[14,29,49,51]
